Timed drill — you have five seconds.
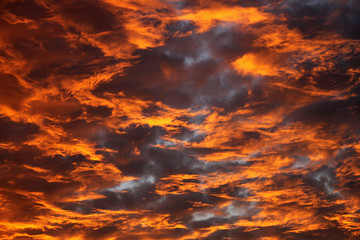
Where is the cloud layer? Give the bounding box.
[0,0,360,239]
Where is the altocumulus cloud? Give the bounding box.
[0,0,360,239]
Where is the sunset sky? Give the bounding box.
[1,0,360,239]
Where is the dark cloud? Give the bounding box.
[0,73,29,109]
[93,48,194,108]
[0,117,39,143]
[286,95,360,140]
[4,0,49,20]
[85,105,113,118]
[56,0,119,33]
[284,0,360,39]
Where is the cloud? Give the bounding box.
[179,5,270,33]
[232,53,282,76]
[0,0,360,239]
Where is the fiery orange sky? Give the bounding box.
[0,0,360,239]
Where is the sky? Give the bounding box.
[0,0,360,239]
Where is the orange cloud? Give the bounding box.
[232,53,280,76]
[179,6,270,32]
